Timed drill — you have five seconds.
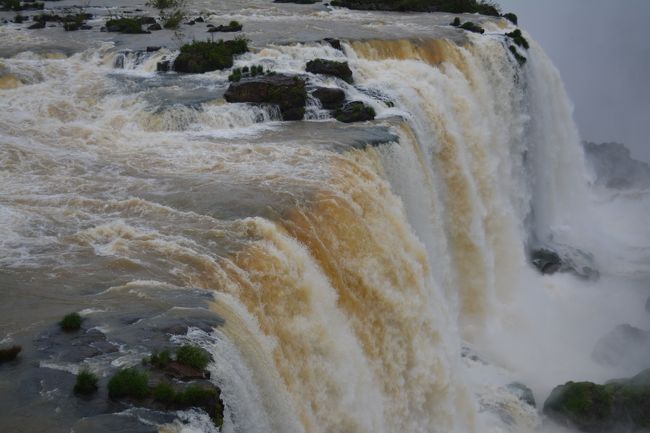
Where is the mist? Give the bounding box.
[498,0,650,163]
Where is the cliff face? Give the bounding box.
[583,141,650,189]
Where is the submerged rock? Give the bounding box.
[224,74,307,121]
[592,324,650,370]
[0,345,21,363]
[306,59,353,83]
[506,382,536,408]
[544,369,650,432]
[312,86,345,110]
[335,101,375,123]
[530,248,562,274]
[323,37,343,51]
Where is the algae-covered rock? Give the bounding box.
[544,370,650,432]
[306,59,353,83]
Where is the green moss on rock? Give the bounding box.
[59,312,82,332]
[173,38,249,73]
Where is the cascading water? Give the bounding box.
[1,4,648,433]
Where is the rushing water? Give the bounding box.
[1,1,649,433]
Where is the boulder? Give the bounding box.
[506,382,536,407]
[148,23,162,31]
[224,74,307,121]
[207,21,242,32]
[0,345,21,363]
[306,59,353,83]
[312,86,345,110]
[28,20,45,29]
[335,101,375,123]
[530,248,562,274]
[324,37,343,51]
[529,246,599,279]
[544,370,650,432]
[459,21,484,34]
[157,60,171,72]
[592,324,650,370]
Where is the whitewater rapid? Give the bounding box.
[1,7,649,433]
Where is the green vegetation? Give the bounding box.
[329,0,500,15]
[229,64,268,82]
[0,345,21,363]
[502,12,517,25]
[148,349,172,368]
[544,371,650,432]
[162,9,184,29]
[107,368,149,399]
[175,344,211,370]
[209,20,243,32]
[74,369,98,395]
[459,21,484,34]
[105,17,147,33]
[152,381,177,405]
[1,0,43,11]
[147,0,186,30]
[174,38,249,73]
[509,46,526,66]
[506,29,529,49]
[59,313,82,332]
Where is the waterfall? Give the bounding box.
[4,19,641,433]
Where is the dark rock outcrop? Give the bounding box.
[224,74,307,121]
[543,370,650,432]
[306,59,353,83]
[312,86,345,110]
[329,0,500,15]
[529,245,599,280]
[592,324,650,370]
[335,101,375,123]
[274,0,321,3]
[459,21,484,34]
[105,17,148,33]
[0,345,21,363]
[324,37,343,51]
[208,21,243,32]
[148,23,162,31]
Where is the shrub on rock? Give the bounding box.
[105,17,147,33]
[502,12,517,25]
[108,368,149,399]
[173,38,249,73]
[459,21,484,34]
[59,312,82,332]
[506,29,529,49]
[74,369,98,395]
[175,345,211,370]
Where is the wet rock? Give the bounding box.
[157,60,171,72]
[164,361,210,381]
[506,382,536,407]
[461,346,488,365]
[335,101,375,123]
[195,16,204,23]
[459,21,484,34]
[324,37,343,51]
[28,20,45,29]
[225,74,307,121]
[274,0,321,3]
[306,58,353,83]
[207,21,243,32]
[544,369,650,432]
[530,246,599,279]
[329,0,500,14]
[147,23,161,31]
[146,46,161,52]
[35,327,118,363]
[0,345,21,363]
[592,324,650,370]
[530,248,562,274]
[312,86,345,110]
[105,17,148,34]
